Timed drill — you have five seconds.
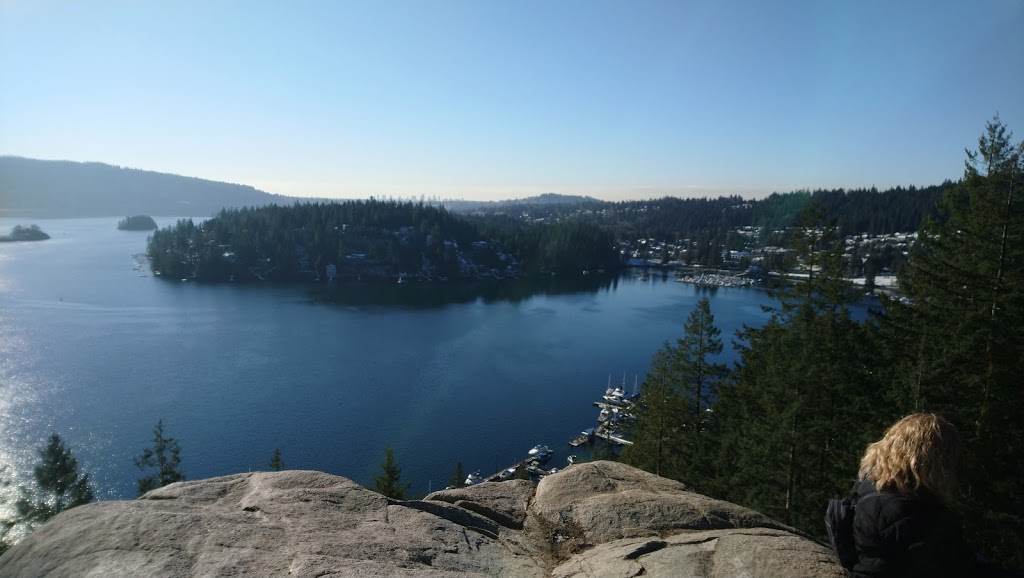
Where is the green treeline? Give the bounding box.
[621,118,1023,568]
[461,183,946,271]
[145,184,949,285]
[145,180,952,285]
[468,185,946,240]
[146,199,619,282]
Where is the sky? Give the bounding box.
[1,1,1022,202]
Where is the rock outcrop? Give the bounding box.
[0,461,844,578]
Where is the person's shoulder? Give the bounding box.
[856,487,928,533]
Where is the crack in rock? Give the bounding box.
[624,540,668,560]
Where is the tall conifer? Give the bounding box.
[622,297,727,487]
[885,117,1023,565]
[448,461,465,489]
[134,419,186,496]
[373,446,411,500]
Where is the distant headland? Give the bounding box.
[0,156,285,218]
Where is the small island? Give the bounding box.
[117,215,158,231]
[0,224,50,242]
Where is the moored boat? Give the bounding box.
[569,427,595,447]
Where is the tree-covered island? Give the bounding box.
[147,199,619,282]
[117,215,158,230]
[0,224,50,242]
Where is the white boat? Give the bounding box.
[528,444,553,462]
[603,387,630,406]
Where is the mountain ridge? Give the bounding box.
[0,156,285,218]
[0,157,605,218]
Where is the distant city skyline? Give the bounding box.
[1,1,1021,202]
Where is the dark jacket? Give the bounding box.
[851,479,975,578]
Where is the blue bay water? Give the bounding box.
[0,217,775,499]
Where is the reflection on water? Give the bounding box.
[309,274,621,309]
[0,312,60,519]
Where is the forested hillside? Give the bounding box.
[0,157,283,218]
[458,184,947,241]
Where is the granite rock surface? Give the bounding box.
[0,461,844,578]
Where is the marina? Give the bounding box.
[459,377,642,489]
[675,271,755,288]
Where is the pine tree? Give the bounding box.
[373,446,411,500]
[621,346,686,479]
[676,297,728,488]
[134,419,185,496]
[448,461,465,489]
[621,297,727,486]
[15,434,94,526]
[269,448,285,471]
[884,117,1023,565]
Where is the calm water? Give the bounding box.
[0,217,775,500]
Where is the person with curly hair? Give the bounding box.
[851,413,1021,578]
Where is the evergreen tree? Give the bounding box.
[675,297,728,488]
[373,446,411,500]
[134,419,185,496]
[15,434,94,526]
[269,448,285,471]
[621,297,727,487]
[620,367,685,479]
[448,461,465,489]
[884,117,1023,565]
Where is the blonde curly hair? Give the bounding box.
[858,413,961,504]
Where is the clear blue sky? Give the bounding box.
[1,1,1021,201]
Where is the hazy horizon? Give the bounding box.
[1,1,1021,202]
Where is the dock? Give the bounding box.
[570,377,640,448]
[594,428,633,446]
[465,448,562,487]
